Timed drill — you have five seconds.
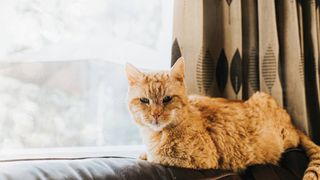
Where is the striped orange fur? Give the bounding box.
[126,58,320,180]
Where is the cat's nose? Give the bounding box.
[152,113,161,120]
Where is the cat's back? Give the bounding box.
[188,92,280,120]
[188,94,247,122]
[188,92,287,131]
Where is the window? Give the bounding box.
[0,0,173,159]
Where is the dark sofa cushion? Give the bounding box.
[0,148,308,180]
[244,148,308,180]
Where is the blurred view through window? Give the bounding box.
[0,0,173,151]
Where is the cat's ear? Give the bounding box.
[170,57,185,81]
[125,63,143,85]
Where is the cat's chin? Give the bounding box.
[146,122,170,132]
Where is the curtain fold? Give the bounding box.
[213,0,243,100]
[172,0,204,94]
[276,0,310,138]
[301,0,320,143]
[171,0,320,143]
[258,0,283,107]
[242,0,259,100]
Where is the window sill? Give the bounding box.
[0,145,145,162]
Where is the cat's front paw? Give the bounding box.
[139,152,147,160]
[303,169,320,180]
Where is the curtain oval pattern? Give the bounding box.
[171,0,320,144]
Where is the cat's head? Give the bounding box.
[126,57,188,131]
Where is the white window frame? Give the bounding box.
[0,145,146,161]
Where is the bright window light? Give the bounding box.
[0,0,173,158]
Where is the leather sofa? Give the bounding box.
[0,148,308,180]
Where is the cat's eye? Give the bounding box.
[163,96,173,103]
[140,97,150,104]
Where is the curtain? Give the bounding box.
[171,0,320,144]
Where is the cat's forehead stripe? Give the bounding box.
[143,72,170,100]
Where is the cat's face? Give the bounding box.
[126,58,187,131]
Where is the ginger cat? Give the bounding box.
[126,57,320,180]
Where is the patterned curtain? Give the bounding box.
[171,0,320,144]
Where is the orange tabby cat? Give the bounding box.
[126,57,320,180]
